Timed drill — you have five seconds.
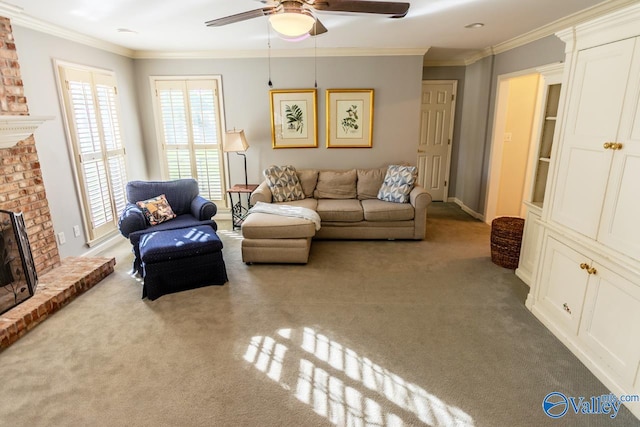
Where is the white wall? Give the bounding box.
[12,26,147,257]
[133,55,424,186]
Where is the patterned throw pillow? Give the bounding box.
[377,165,418,203]
[136,194,176,225]
[263,165,306,203]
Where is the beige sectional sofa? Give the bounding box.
[241,167,432,264]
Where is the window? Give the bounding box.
[152,78,226,206]
[57,64,128,242]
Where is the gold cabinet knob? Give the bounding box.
[580,263,589,270]
[587,266,597,275]
[563,303,572,314]
[604,142,624,150]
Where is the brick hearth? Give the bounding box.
[0,256,115,351]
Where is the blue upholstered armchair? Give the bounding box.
[118,179,218,273]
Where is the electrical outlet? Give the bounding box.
[57,232,66,245]
[73,225,81,237]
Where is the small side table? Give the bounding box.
[226,184,258,229]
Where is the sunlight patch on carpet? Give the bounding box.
[243,327,475,427]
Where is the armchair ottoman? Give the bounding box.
[139,225,228,300]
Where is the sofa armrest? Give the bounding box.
[409,185,432,240]
[118,203,148,238]
[250,181,273,205]
[191,195,217,220]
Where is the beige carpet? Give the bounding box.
[0,203,636,427]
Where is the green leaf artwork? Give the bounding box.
[285,104,304,134]
[341,104,359,134]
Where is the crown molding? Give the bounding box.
[424,0,637,67]
[491,0,638,56]
[422,59,467,67]
[0,2,134,58]
[132,47,429,60]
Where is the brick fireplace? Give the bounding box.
[0,16,115,350]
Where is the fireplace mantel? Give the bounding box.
[0,115,54,149]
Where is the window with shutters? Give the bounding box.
[57,63,128,243]
[152,78,227,207]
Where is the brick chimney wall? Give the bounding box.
[0,16,60,274]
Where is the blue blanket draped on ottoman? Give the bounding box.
[139,225,228,300]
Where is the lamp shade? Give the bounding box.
[269,11,315,38]
[224,129,249,152]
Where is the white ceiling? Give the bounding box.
[0,0,626,62]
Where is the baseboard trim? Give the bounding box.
[447,197,485,221]
[82,233,126,257]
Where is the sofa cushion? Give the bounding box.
[275,198,318,211]
[136,194,176,225]
[361,199,415,221]
[242,212,316,239]
[296,169,319,198]
[377,165,418,203]
[263,165,305,202]
[357,167,387,200]
[316,199,363,222]
[314,169,357,199]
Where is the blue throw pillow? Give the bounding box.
[377,165,418,203]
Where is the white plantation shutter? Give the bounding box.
[154,79,226,205]
[59,65,128,241]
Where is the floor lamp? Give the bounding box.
[223,129,250,187]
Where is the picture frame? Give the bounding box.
[326,89,374,148]
[270,89,318,148]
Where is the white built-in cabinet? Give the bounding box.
[525,3,640,419]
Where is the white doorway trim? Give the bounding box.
[484,67,542,224]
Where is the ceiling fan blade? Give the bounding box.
[205,7,275,27]
[309,18,328,36]
[313,1,410,18]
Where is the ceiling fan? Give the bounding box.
[205,0,410,38]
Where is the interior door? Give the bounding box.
[417,81,456,202]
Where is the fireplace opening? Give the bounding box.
[0,210,38,315]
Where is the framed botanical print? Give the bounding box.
[270,89,318,148]
[326,89,374,148]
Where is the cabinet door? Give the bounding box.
[517,208,542,286]
[597,39,640,261]
[579,265,640,388]
[551,38,636,238]
[537,237,590,335]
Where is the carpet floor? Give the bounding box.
[0,202,637,427]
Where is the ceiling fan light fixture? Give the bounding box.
[269,11,315,38]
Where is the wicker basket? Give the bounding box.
[490,217,525,269]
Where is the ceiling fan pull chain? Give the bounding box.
[267,21,273,88]
[314,16,318,89]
